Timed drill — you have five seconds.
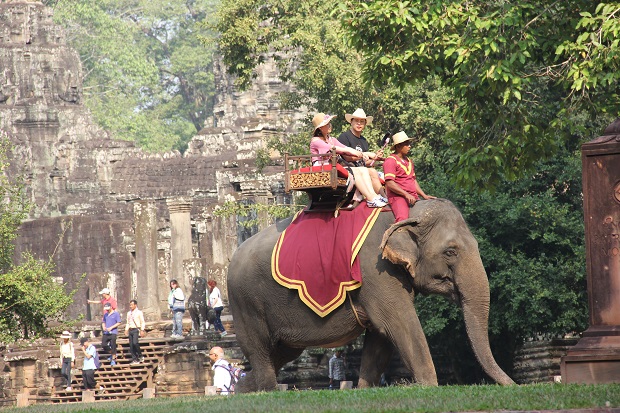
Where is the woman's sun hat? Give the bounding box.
[60,331,71,339]
[345,108,373,125]
[391,131,412,148]
[312,113,336,130]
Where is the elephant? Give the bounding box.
[227,199,514,392]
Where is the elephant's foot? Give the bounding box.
[357,378,372,388]
[235,371,258,394]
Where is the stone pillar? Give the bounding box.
[16,393,29,407]
[143,388,155,399]
[134,201,159,320]
[167,198,193,291]
[82,390,95,403]
[561,119,620,383]
[340,381,353,390]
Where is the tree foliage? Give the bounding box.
[0,131,77,343]
[411,113,596,382]
[338,0,620,188]
[49,0,219,151]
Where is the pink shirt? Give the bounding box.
[101,296,117,310]
[310,137,348,165]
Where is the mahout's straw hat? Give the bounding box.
[391,131,412,148]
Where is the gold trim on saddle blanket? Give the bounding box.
[271,207,382,317]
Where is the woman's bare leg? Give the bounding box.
[351,167,379,200]
[367,168,383,194]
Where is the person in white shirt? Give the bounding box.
[125,299,146,364]
[59,331,75,390]
[168,279,185,338]
[209,346,232,395]
[208,280,227,337]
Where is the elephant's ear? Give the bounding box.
[380,218,420,278]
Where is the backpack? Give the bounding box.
[217,364,244,394]
[92,347,101,370]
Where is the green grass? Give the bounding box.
[5,384,620,413]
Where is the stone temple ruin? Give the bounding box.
[0,0,301,323]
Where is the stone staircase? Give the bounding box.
[51,337,176,403]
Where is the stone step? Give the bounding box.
[51,339,168,404]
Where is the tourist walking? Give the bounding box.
[101,303,121,366]
[59,331,75,390]
[125,299,146,364]
[209,346,233,395]
[168,279,186,338]
[328,349,346,389]
[208,280,227,337]
[80,337,98,390]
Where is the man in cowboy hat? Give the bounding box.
[383,131,436,222]
[338,108,385,195]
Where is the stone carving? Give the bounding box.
[187,277,215,335]
[56,67,81,103]
[0,67,12,104]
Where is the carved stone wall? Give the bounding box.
[0,1,303,321]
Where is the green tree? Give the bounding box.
[338,0,620,188]
[49,0,219,151]
[0,131,76,343]
[213,0,400,143]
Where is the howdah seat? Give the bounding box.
[284,149,354,212]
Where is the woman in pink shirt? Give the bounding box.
[310,113,386,208]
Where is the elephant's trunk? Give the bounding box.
[458,261,515,385]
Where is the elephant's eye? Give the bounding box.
[444,248,458,257]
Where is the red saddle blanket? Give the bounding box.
[271,205,382,317]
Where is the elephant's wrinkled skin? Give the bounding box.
[227,199,514,392]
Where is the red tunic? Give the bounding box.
[383,155,419,222]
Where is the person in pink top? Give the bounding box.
[87,288,117,311]
[310,113,387,208]
[384,131,436,222]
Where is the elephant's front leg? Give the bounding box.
[366,304,438,385]
[358,330,393,387]
[390,308,438,385]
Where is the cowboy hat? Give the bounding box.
[312,113,335,130]
[60,331,71,339]
[391,131,412,148]
[345,108,373,125]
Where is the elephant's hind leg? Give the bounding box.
[233,316,282,392]
[358,330,394,388]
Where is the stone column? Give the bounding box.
[561,119,620,383]
[167,198,193,291]
[134,201,159,320]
